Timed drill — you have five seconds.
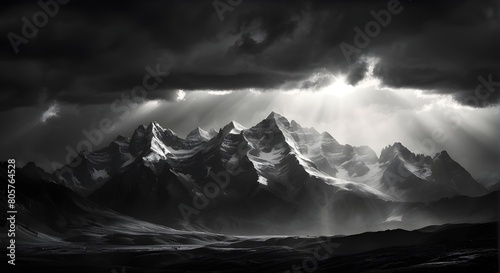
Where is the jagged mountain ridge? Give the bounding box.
[38,112,492,234]
[54,112,485,202]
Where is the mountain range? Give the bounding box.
[9,112,497,235]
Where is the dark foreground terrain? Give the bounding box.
[0,154,498,272]
[8,222,498,273]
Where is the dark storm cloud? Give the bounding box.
[0,0,498,111]
[346,61,369,86]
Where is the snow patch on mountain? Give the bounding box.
[257,175,268,185]
[52,112,489,205]
[187,127,216,142]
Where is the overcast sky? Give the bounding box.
[0,0,499,185]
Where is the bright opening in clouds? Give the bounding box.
[177,90,186,101]
[40,103,60,123]
[0,1,498,269]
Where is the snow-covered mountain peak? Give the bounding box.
[222,121,247,135]
[186,127,214,142]
[379,142,412,163]
[266,111,281,119]
[391,142,409,152]
[146,121,166,135]
[52,112,490,204]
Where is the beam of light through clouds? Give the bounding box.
[2,72,498,187]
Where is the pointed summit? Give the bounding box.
[431,150,485,196]
[129,121,177,156]
[187,126,203,135]
[146,121,165,133]
[110,135,129,149]
[21,162,57,183]
[264,111,293,129]
[379,142,412,163]
[321,131,335,139]
[434,150,451,159]
[266,111,282,119]
[222,121,246,135]
[187,127,213,142]
[114,135,128,141]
